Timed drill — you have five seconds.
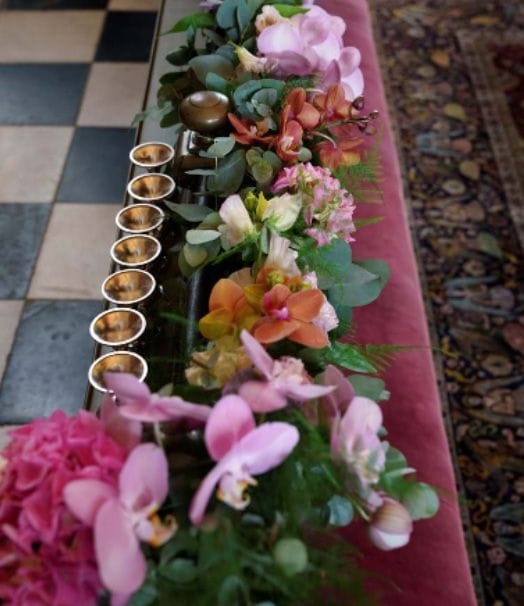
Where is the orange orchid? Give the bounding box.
[285,88,321,130]
[199,279,260,341]
[275,105,303,163]
[313,84,352,122]
[228,113,275,147]
[251,284,329,348]
[316,137,364,170]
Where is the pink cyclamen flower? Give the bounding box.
[189,395,299,525]
[64,443,174,602]
[104,372,211,426]
[369,497,413,551]
[237,329,334,412]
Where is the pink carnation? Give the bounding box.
[0,410,128,605]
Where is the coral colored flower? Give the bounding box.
[313,84,352,121]
[0,411,130,605]
[218,194,256,248]
[189,395,299,525]
[228,113,275,146]
[237,329,334,412]
[103,372,211,425]
[316,137,363,170]
[275,105,303,162]
[252,283,329,348]
[199,278,260,341]
[286,88,321,130]
[369,497,413,551]
[65,444,175,600]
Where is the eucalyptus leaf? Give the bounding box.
[186,229,221,245]
[251,159,273,184]
[208,149,246,195]
[298,238,352,289]
[401,482,440,520]
[189,54,235,84]
[218,575,250,606]
[159,558,197,583]
[216,0,237,29]
[328,260,389,308]
[165,202,213,222]
[184,168,217,177]
[165,11,215,34]
[200,136,236,158]
[205,72,232,95]
[183,244,208,267]
[327,495,354,527]
[166,46,194,66]
[348,375,390,401]
[300,341,378,374]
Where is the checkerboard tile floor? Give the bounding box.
[0,0,160,427]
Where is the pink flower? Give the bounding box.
[318,365,355,422]
[104,372,211,426]
[257,6,364,100]
[369,497,413,551]
[237,329,334,412]
[189,395,299,525]
[0,410,129,605]
[64,444,175,601]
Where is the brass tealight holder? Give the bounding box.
[89,307,146,348]
[179,91,230,134]
[129,141,175,171]
[116,203,165,234]
[102,269,156,305]
[127,173,175,203]
[88,351,148,393]
[110,234,161,268]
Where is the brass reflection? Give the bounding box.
[127,173,175,202]
[130,142,174,169]
[111,235,161,268]
[89,351,148,392]
[179,91,230,134]
[116,204,165,234]
[90,308,146,347]
[102,269,156,305]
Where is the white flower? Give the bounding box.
[262,193,302,231]
[236,47,269,74]
[265,233,300,277]
[218,195,255,248]
[255,5,286,33]
[303,272,339,333]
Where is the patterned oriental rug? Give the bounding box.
[370,1,524,605]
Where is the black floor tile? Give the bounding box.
[6,0,108,8]
[57,127,135,202]
[0,64,89,126]
[0,300,102,423]
[0,204,50,299]
[95,11,157,62]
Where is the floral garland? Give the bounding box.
[0,1,439,605]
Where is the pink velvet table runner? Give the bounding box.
[319,1,477,604]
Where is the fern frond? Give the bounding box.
[347,344,414,372]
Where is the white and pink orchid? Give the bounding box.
[64,444,175,602]
[369,497,413,551]
[104,372,211,425]
[257,6,364,100]
[189,394,299,525]
[237,329,334,412]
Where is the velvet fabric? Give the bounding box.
[318,1,477,604]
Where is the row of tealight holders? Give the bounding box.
[87,142,177,393]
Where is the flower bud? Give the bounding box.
[273,538,308,576]
[369,497,413,551]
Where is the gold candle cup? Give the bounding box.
[110,234,161,268]
[116,204,165,234]
[179,91,230,134]
[129,141,175,170]
[89,307,146,348]
[88,351,148,393]
[102,269,156,305]
[127,173,175,203]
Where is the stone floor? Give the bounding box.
[0,0,160,425]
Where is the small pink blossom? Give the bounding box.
[302,273,339,333]
[369,497,413,551]
[189,395,299,525]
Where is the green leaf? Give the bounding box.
[273,538,308,576]
[126,576,158,606]
[184,168,217,176]
[208,149,246,195]
[200,136,236,158]
[205,72,232,95]
[273,3,309,17]
[166,46,194,66]
[183,243,208,267]
[237,0,264,30]
[233,79,285,119]
[164,202,213,222]
[401,482,440,520]
[165,11,215,33]
[159,558,197,583]
[327,495,354,527]
[298,238,352,289]
[348,375,390,401]
[189,54,235,84]
[328,259,389,308]
[251,159,273,184]
[186,229,221,245]
[216,0,237,29]
[300,341,378,374]
[218,575,250,606]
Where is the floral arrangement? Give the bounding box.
[0,1,439,605]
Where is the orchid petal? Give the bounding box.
[119,396,211,424]
[95,499,146,594]
[289,321,329,348]
[238,381,288,413]
[205,395,255,461]
[258,22,302,56]
[338,47,361,77]
[341,68,365,101]
[299,13,332,46]
[118,444,168,513]
[287,289,325,322]
[319,365,355,418]
[100,395,142,452]
[265,51,314,76]
[253,318,300,344]
[240,329,273,379]
[189,460,229,525]
[104,372,151,407]
[64,479,117,526]
[280,381,335,401]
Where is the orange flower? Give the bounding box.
[316,137,364,170]
[199,279,260,341]
[275,105,303,163]
[313,84,352,122]
[252,284,329,348]
[286,88,321,130]
[228,113,275,147]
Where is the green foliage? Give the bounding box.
[297,238,351,289]
[199,136,236,159]
[348,375,390,401]
[208,149,247,195]
[165,12,216,34]
[327,259,390,309]
[246,148,282,187]
[272,3,309,17]
[165,202,214,222]
[233,79,285,120]
[189,54,235,84]
[327,495,354,527]
[300,341,379,374]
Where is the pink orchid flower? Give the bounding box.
[104,372,211,425]
[237,329,335,412]
[318,364,355,422]
[189,395,299,525]
[64,443,175,602]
